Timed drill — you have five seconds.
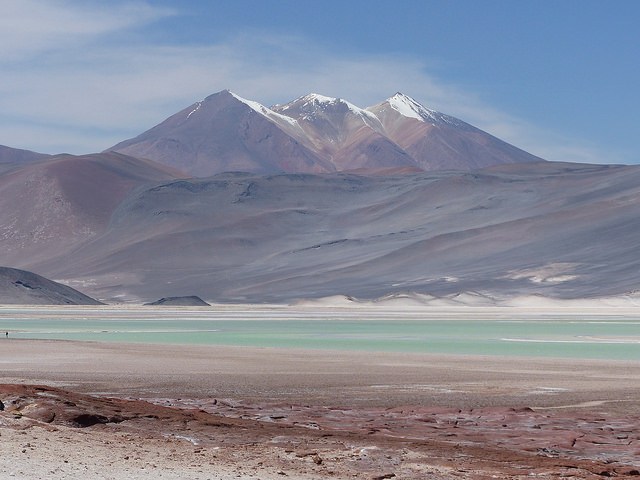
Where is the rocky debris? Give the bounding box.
[295,451,323,465]
[0,385,126,428]
[1,384,639,479]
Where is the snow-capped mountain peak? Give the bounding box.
[300,93,336,105]
[387,92,439,122]
[386,92,463,127]
[109,88,542,177]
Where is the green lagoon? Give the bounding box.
[1,307,639,360]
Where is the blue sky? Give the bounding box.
[1,0,638,164]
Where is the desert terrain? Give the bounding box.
[1,305,639,479]
[2,4,638,479]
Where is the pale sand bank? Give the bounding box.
[2,338,640,410]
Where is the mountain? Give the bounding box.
[271,94,417,171]
[109,90,334,177]
[0,152,180,267]
[108,90,542,176]
[0,145,50,173]
[18,161,640,303]
[6,91,635,305]
[367,93,542,170]
[0,267,101,305]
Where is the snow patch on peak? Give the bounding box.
[229,91,299,127]
[290,93,382,127]
[302,93,337,104]
[388,93,427,121]
[387,92,464,127]
[388,92,438,122]
[343,100,381,124]
[229,91,274,116]
[186,102,202,119]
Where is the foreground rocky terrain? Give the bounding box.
[1,384,639,479]
[2,335,640,479]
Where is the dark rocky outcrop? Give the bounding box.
[145,296,210,306]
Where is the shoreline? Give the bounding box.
[2,314,640,478]
[2,346,640,479]
[3,338,640,408]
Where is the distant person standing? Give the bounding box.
[5,331,7,338]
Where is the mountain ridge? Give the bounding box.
[0,144,51,173]
[108,90,543,177]
[4,90,636,305]
[6,161,637,304]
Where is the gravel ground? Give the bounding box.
[1,336,640,479]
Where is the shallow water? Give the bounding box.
[1,307,639,360]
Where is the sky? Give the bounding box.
[1,0,638,164]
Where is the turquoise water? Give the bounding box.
[1,308,639,360]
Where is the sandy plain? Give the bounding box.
[1,304,640,479]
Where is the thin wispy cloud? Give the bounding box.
[0,1,619,164]
[0,0,173,60]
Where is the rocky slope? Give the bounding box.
[0,152,180,266]
[368,93,542,170]
[108,90,333,177]
[0,267,101,305]
[4,161,638,303]
[0,144,50,173]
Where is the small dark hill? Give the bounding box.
[144,296,210,306]
[0,267,102,305]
